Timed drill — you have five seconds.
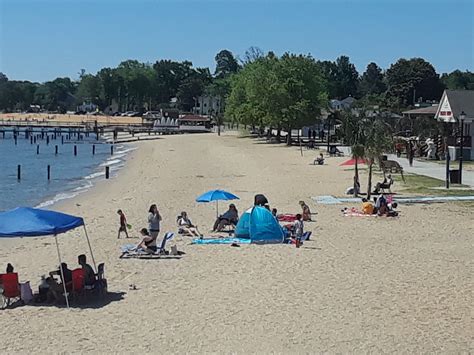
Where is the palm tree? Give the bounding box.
[341,110,367,197]
[351,144,365,197]
[365,114,394,199]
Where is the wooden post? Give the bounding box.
[55,145,58,155]
[110,145,114,155]
[36,145,40,154]
[92,144,95,155]
[46,136,50,145]
[47,165,51,180]
[17,165,21,180]
[74,145,77,156]
[61,136,64,145]
[34,136,37,144]
[30,136,33,144]
[105,166,110,179]
[14,136,17,145]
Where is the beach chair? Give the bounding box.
[95,263,107,295]
[82,263,107,297]
[0,273,21,309]
[120,232,176,259]
[70,268,85,302]
[301,231,312,241]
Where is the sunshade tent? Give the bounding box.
[0,207,96,308]
[234,206,285,243]
[196,189,239,217]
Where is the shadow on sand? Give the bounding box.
[4,291,127,310]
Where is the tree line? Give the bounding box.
[0,47,473,118]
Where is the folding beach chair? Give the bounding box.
[70,268,85,302]
[94,263,107,296]
[0,273,21,309]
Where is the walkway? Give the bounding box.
[387,155,474,189]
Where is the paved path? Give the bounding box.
[388,155,474,188]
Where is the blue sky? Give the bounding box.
[0,0,472,82]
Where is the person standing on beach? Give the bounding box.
[148,204,162,241]
[117,209,129,239]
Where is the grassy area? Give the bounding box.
[399,173,473,196]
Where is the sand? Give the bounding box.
[1,132,472,353]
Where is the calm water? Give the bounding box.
[0,130,134,211]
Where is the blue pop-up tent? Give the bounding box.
[0,207,96,308]
[235,206,285,243]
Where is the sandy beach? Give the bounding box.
[1,132,472,353]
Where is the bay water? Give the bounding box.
[0,130,134,211]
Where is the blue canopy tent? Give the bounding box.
[235,206,285,243]
[0,207,97,308]
[196,189,239,217]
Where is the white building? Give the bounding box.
[435,89,474,160]
[193,95,222,116]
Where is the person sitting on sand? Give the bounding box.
[47,263,73,302]
[375,194,388,216]
[314,153,325,165]
[361,198,374,215]
[177,211,201,237]
[136,228,158,252]
[299,201,312,221]
[213,204,239,232]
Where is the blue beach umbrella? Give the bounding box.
[195,189,239,217]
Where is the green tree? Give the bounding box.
[176,67,212,111]
[214,50,240,78]
[364,115,393,199]
[333,56,360,99]
[76,74,102,106]
[226,53,327,144]
[360,62,386,96]
[240,46,264,65]
[440,70,474,90]
[386,58,445,106]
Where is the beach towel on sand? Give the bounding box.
[277,214,297,222]
[343,211,377,217]
[192,237,251,245]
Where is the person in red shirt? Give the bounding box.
[117,209,129,239]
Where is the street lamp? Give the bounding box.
[459,111,466,184]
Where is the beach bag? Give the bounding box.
[20,281,33,304]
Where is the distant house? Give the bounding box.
[193,95,222,116]
[435,89,474,160]
[76,101,98,113]
[330,96,356,111]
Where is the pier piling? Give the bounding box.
[105,166,110,179]
[47,165,51,180]
[17,165,21,180]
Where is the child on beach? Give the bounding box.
[117,209,130,239]
[293,214,304,248]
